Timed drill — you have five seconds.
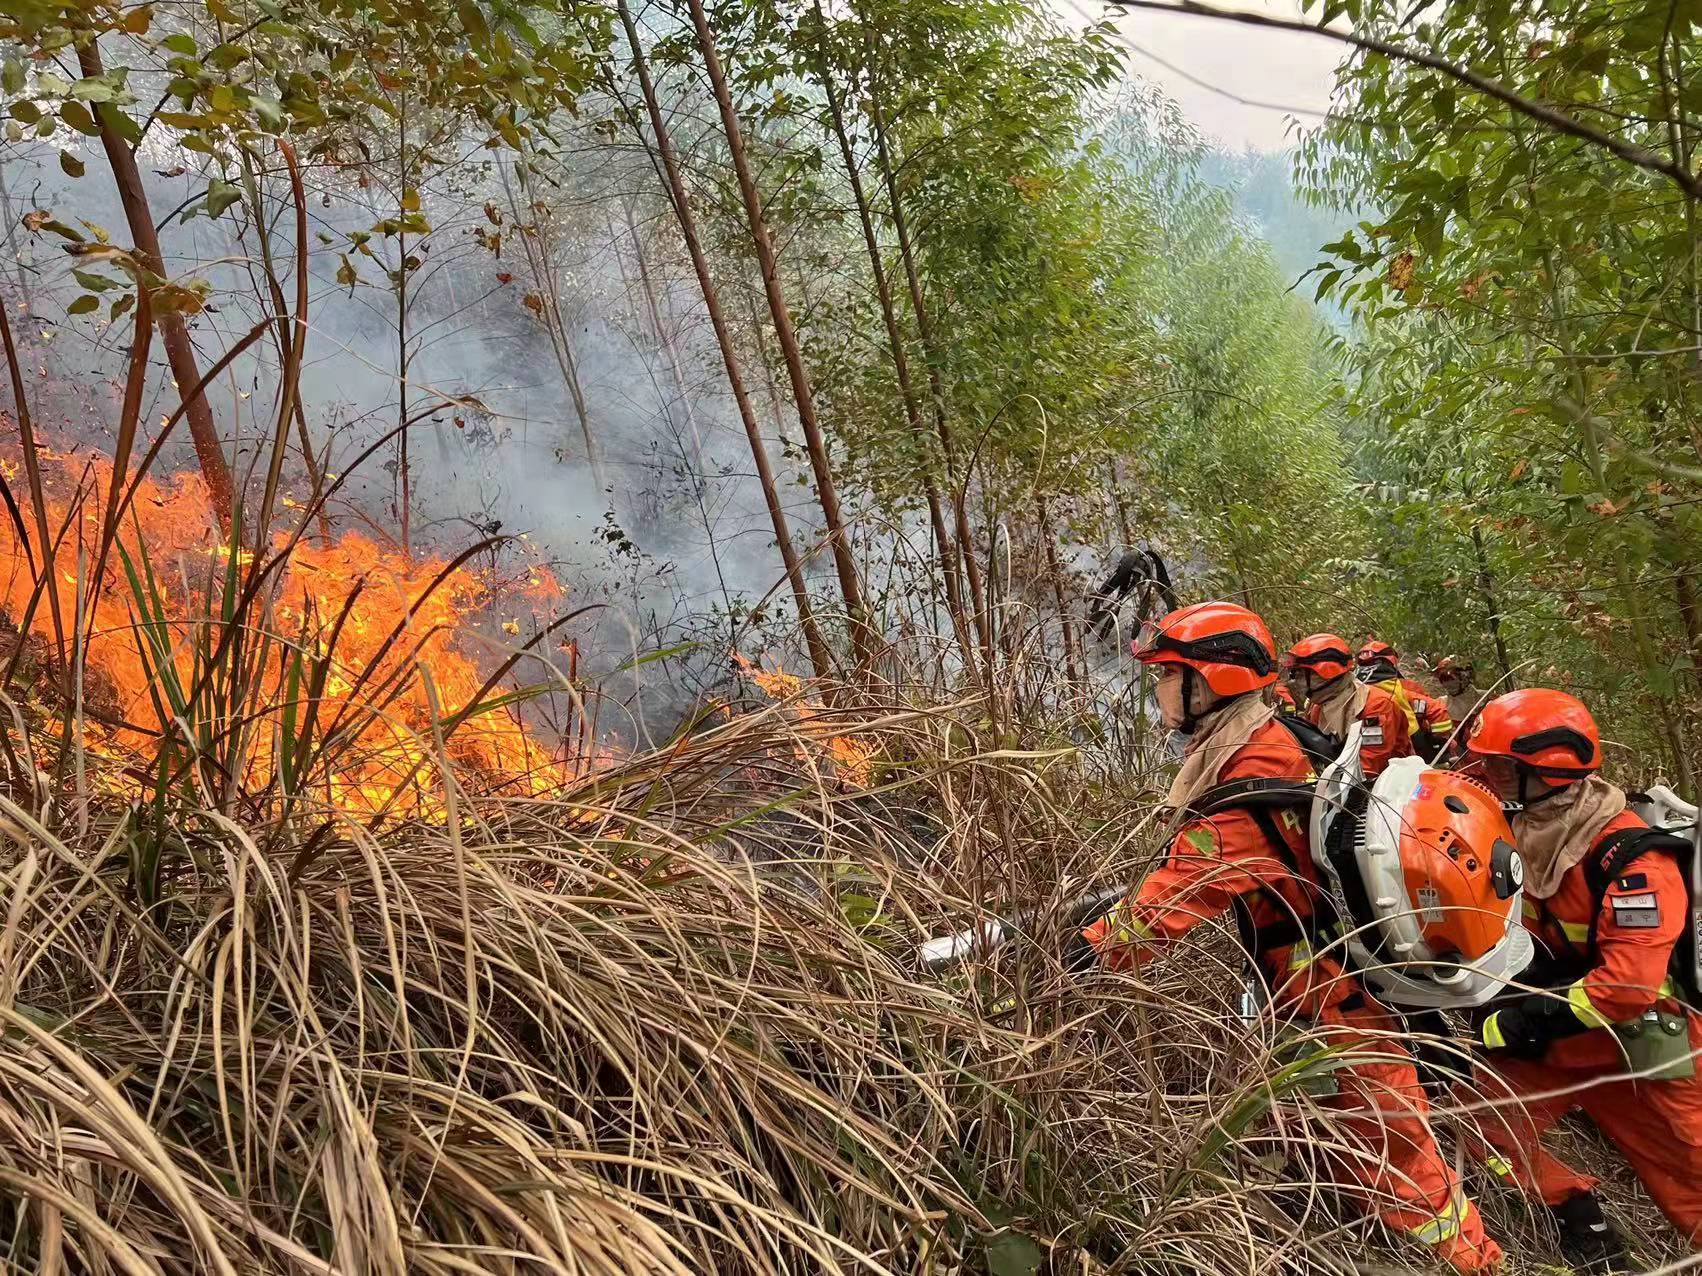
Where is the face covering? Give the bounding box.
[1163,693,1276,813]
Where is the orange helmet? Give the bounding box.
[1288,633,1355,681]
[1133,601,1276,696]
[1354,639,1395,670]
[1466,688,1600,783]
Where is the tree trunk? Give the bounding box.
[615,0,831,679]
[239,148,331,547]
[80,38,233,528]
[684,0,876,672]
[503,158,602,482]
[1676,568,1702,684]
[1036,494,1082,685]
[811,9,974,675]
[1470,523,1513,679]
[1107,458,1135,548]
[859,35,992,663]
[624,202,704,471]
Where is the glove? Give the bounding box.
[1480,1005,1549,1059]
[1481,992,1592,1060]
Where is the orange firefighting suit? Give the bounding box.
[1084,718,1501,1270]
[1375,674,1454,759]
[1474,810,1702,1243]
[1307,681,1413,778]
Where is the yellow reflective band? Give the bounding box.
[1287,939,1316,972]
[1485,1155,1515,1180]
[1482,1013,1508,1051]
[1521,899,1539,921]
[1568,981,1613,1030]
[1406,1190,1469,1246]
[1109,902,1154,947]
[1560,919,1592,943]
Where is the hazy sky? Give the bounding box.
[1050,1,1342,153]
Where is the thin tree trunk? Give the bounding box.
[624,202,703,468]
[80,38,233,528]
[1036,494,1082,685]
[1107,458,1135,548]
[395,108,412,556]
[615,0,831,679]
[239,148,331,547]
[1470,524,1513,679]
[811,9,974,673]
[684,0,876,672]
[1675,568,1702,684]
[860,35,991,662]
[502,158,602,481]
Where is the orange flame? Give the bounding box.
[731,652,873,788]
[0,441,595,818]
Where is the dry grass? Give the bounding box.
[0,662,1688,1274]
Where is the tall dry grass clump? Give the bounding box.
[0,558,1681,1273]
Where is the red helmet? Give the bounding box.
[1133,601,1276,696]
[1435,655,1474,679]
[1466,688,1601,782]
[1288,633,1355,681]
[1357,639,1398,669]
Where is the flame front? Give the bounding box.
[0,440,585,819]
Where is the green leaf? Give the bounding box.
[67,294,98,315]
[2,58,23,95]
[252,95,284,131]
[162,33,197,55]
[72,268,116,292]
[58,100,97,135]
[458,0,490,44]
[205,179,242,218]
[985,1229,1042,1276]
[58,150,84,178]
[110,293,136,322]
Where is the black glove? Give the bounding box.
[1481,992,1591,1060]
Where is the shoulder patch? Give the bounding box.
[1363,724,1385,746]
[1617,872,1649,892]
[1609,892,1662,929]
[1182,825,1219,858]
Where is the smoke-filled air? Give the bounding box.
[2,0,1702,1272]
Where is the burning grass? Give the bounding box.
[0,662,1685,1274]
[0,462,1682,1270]
[0,442,582,819]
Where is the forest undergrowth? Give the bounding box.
[0,623,1684,1275]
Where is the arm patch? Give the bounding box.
[1609,892,1662,929]
[1617,872,1648,891]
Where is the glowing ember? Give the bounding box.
[0,438,588,819]
[731,653,873,788]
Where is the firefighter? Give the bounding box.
[1357,639,1454,761]
[1465,689,1702,1269]
[1286,633,1413,777]
[1436,656,1486,733]
[1086,602,1502,1272]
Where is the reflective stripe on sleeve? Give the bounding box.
[1568,981,1613,1030]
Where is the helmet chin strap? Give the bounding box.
[1177,667,1202,735]
[1516,765,1565,810]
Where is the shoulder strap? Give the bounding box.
[1190,777,1314,818]
[1585,827,1692,898]
[1583,826,1694,962]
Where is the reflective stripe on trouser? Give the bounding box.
[1473,1052,1702,1244]
[1313,1022,1502,1271]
